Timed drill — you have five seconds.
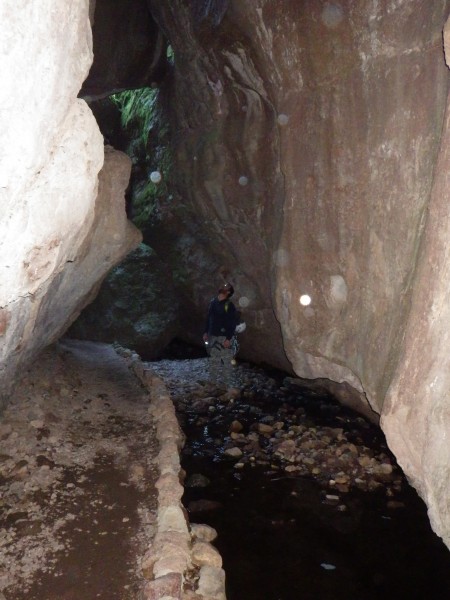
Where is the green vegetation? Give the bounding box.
[166,44,175,64]
[110,87,159,159]
[110,87,173,231]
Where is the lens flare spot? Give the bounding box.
[299,294,312,306]
[238,296,250,308]
[321,3,344,28]
[150,170,162,184]
[277,113,289,126]
[238,176,249,186]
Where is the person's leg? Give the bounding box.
[220,344,237,388]
[209,336,237,388]
[208,335,223,383]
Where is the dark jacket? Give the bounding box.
[205,297,237,340]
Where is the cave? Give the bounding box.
[2,0,450,597]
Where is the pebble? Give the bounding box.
[325,494,340,502]
[192,541,223,568]
[257,423,274,435]
[230,420,244,433]
[186,473,210,488]
[224,447,243,459]
[190,524,218,543]
[321,563,337,570]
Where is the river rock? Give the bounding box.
[325,495,340,504]
[229,420,244,433]
[273,421,285,430]
[197,565,226,600]
[143,572,182,600]
[186,473,211,488]
[191,399,215,414]
[258,423,274,435]
[274,439,296,460]
[191,523,218,543]
[334,473,350,485]
[285,465,301,473]
[157,506,189,535]
[224,447,243,459]
[375,463,394,476]
[192,541,222,568]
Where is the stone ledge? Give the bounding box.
[115,346,227,600]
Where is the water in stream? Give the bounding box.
[149,356,450,600]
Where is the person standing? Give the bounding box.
[203,283,237,385]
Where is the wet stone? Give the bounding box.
[229,420,244,433]
[186,473,210,488]
[190,523,218,543]
[223,447,243,459]
[192,541,223,568]
[149,358,404,496]
[146,356,449,594]
[143,572,182,600]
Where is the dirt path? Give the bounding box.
[0,339,158,600]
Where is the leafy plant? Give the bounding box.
[110,87,174,231]
[166,44,175,64]
[110,87,159,158]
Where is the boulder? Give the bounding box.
[0,1,140,408]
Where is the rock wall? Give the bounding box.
[148,0,292,373]
[272,1,450,416]
[144,0,450,544]
[147,0,449,402]
[382,21,450,548]
[0,1,140,407]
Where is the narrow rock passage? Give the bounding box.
[0,340,158,600]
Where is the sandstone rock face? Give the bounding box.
[0,1,140,406]
[382,70,450,546]
[144,0,450,544]
[148,0,292,373]
[147,0,450,402]
[271,2,450,417]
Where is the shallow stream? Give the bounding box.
[150,356,450,600]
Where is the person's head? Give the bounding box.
[218,282,234,300]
